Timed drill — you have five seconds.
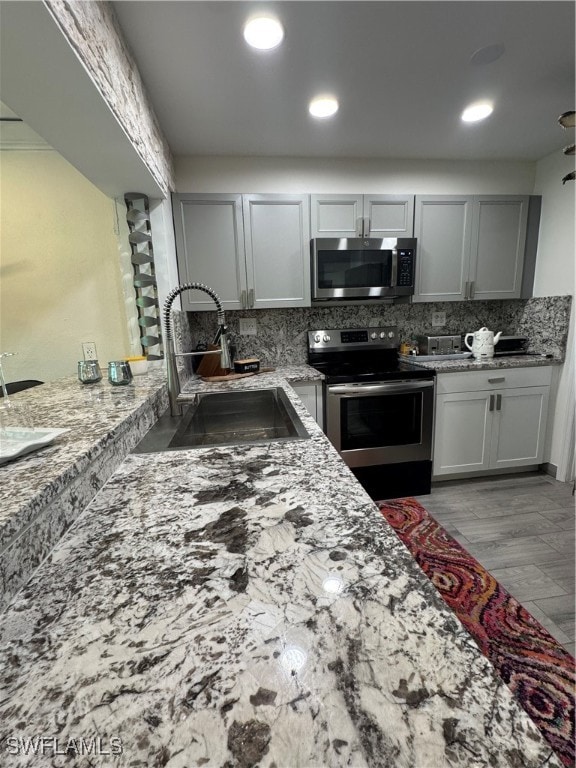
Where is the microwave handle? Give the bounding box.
[390,249,398,287]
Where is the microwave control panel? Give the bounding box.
[397,249,414,287]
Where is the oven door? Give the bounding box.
[325,380,435,468]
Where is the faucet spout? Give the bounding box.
[163,283,231,416]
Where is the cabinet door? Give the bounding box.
[365,195,414,237]
[490,386,549,469]
[172,193,246,311]
[291,381,323,428]
[243,194,311,309]
[433,391,492,475]
[310,194,363,238]
[469,196,529,300]
[413,196,473,302]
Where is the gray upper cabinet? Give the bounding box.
[413,196,473,302]
[311,194,414,238]
[172,193,247,311]
[242,194,311,309]
[413,194,530,302]
[172,192,311,311]
[469,196,529,300]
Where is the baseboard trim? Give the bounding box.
[432,465,540,483]
[542,462,558,479]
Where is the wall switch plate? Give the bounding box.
[239,318,257,336]
[431,312,446,327]
[82,342,98,360]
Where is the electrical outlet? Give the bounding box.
[239,318,257,336]
[431,312,446,327]
[368,317,381,328]
[82,342,98,360]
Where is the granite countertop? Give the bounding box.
[0,371,166,543]
[0,366,563,767]
[0,370,169,609]
[402,353,562,373]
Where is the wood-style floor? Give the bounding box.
[414,472,575,657]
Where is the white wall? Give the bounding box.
[176,156,536,194]
[533,149,575,478]
[0,150,131,383]
[533,150,575,297]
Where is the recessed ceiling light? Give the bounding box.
[309,96,339,119]
[243,16,284,50]
[461,101,494,123]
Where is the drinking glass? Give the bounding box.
[78,360,103,384]
[108,361,133,386]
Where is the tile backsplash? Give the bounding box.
[182,296,572,366]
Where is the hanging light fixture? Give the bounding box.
[557,111,575,184]
[558,111,575,129]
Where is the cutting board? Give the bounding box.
[201,367,275,382]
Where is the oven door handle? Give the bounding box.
[328,381,435,396]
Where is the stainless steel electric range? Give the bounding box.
[308,327,436,500]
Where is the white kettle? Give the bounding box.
[464,327,502,361]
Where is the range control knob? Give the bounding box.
[371,332,378,340]
[314,334,321,343]
[388,331,395,339]
[323,334,331,342]
[380,332,386,339]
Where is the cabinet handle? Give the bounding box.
[496,394,502,411]
[240,289,247,309]
[390,249,398,287]
[488,377,505,384]
[363,217,370,237]
[469,280,475,299]
[356,218,363,237]
[489,394,495,411]
[464,281,470,299]
[248,288,255,308]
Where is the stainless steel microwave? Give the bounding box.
[311,237,416,302]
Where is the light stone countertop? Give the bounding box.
[0,364,563,767]
[400,353,562,373]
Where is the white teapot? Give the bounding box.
[464,327,502,361]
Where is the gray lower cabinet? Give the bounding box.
[433,367,551,478]
[413,195,531,302]
[291,380,324,429]
[172,192,310,311]
[311,194,414,238]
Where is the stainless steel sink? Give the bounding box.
[132,387,310,453]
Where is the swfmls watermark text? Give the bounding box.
[5,736,123,757]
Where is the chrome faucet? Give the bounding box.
[163,283,232,416]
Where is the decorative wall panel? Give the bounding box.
[124,194,163,360]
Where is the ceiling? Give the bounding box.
[112,1,575,162]
[0,1,164,197]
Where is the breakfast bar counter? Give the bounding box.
[0,367,564,767]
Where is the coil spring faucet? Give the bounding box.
[163,283,232,416]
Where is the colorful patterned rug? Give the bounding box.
[378,496,575,767]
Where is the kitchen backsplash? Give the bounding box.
[182,296,572,367]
